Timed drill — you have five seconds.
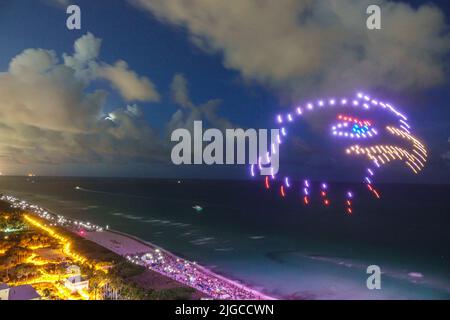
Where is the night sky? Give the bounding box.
[0,0,448,183]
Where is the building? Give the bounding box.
[64,265,89,293]
[0,283,9,300]
[0,283,41,300]
[64,275,89,293]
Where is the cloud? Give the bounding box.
[99,60,161,102]
[166,74,235,166]
[0,33,233,173]
[0,33,165,167]
[63,32,160,102]
[132,0,450,99]
[167,74,233,134]
[0,48,104,133]
[170,73,191,108]
[63,32,102,81]
[10,48,57,75]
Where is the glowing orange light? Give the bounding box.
[265,176,270,189]
[280,185,285,197]
[373,190,381,199]
[303,196,309,205]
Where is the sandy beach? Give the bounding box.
[83,229,151,256]
[82,228,275,300]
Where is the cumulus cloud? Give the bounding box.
[167,74,233,134]
[132,0,450,99]
[99,60,160,102]
[63,32,102,81]
[0,33,165,167]
[0,48,104,133]
[63,32,160,102]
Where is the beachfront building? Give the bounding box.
[0,283,41,300]
[66,265,81,275]
[0,283,9,300]
[64,275,89,293]
[64,265,89,293]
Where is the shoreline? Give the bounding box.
[1,194,275,300]
[103,228,276,300]
[81,227,275,300]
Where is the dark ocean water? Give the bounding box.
[0,176,449,299]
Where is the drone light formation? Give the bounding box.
[251,91,428,214]
[346,191,353,215]
[332,114,378,139]
[303,179,310,205]
[320,183,330,206]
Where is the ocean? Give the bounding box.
[0,176,448,299]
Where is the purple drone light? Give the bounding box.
[277,115,283,124]
[287,114,293,122]
[285,177,291,188]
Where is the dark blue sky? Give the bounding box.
[0,0,448,183]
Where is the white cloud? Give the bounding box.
[63,32,102,80]
[0,48,104,133]
[99,60,161,102]
[0,34,165,168]
[132,0,450,98]
[10,48,57,75]
[63,33,160,102]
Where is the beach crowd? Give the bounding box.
[127,250,266,300]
